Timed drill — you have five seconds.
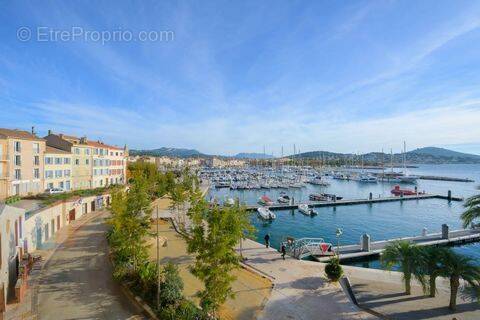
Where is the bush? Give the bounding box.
[159,300,206,320]
[160,262,184,306]
[325,257,343,281]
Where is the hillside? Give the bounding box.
[235,153,274,159]
[293,147,480,164]
[130,147,206,158]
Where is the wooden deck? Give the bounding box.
[245,193,463,211]
[315,228,480,262]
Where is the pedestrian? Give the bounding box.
[281,243,286,260]
[264,233,270,248]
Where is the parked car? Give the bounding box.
[47,187,65,194]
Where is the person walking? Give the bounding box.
[264,233,270,248]
[281,243,286,260]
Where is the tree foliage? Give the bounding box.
[381,241,424,295]
[325,257,343,281]
[461,188,480,228]
[183,185,254,316]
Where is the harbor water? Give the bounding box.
[208,164,480,269]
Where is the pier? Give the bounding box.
[314,226,480,262]
[245,192,463,211]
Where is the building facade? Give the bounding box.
[0,129,46,200]
[44,146,73,191]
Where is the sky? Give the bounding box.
[1,0,480,156]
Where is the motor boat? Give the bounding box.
[257,207,276,220]
[258,195,274,206]
[298,204,317,216]
[225,197,235,206]
[391,185,418,196]
[309,193,328,201]
[307,177,330,186]
[357,174,378,183]
[277,195,290,203]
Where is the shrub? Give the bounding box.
[325,257,343,281]
[160,262,184,306]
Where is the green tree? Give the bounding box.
[382,241,424,295]
[183,187,254,316]
[440,249,480,311]
[418,246,449,297]
[461,189,480,228]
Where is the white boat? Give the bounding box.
[257,207,276,220]
[277,195,290,203]
[357,174,378,183]
[307,177,330,186]
[298,204,317,216]
[397,174,419,184]
[225,197,235,206]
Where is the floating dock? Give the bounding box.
[314,227,480,262]
[245,193,463,211]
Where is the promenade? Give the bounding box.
[238,239,377,320]
[5,210,145,320]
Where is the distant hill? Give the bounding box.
[293,147,480,164]
[234,152,274,159]
[130,147,206,158]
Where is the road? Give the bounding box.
[36,211,145,320]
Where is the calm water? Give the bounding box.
[208,164,480,269]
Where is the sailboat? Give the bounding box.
[396,142,419,184]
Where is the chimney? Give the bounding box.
[59,134,64,139]
[31,126,36,135]
[48,129,52,135]
[80,136,88,144]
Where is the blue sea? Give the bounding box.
[208,164,480,269]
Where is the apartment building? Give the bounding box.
[44,133,93,190]
[0,129,46,200]
[44,146,73,191]
[44,132,127,190]
[107,145,126,185]
[0,203,25,309]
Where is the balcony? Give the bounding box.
[0,154,9,161]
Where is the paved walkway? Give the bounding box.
[32,210,144,320]
[239,239,377,320]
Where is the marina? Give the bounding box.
[206,163,480,270]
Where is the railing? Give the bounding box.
[283,237,332,259]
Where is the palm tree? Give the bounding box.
[440,249,480,311]
[461,189,480,228]
[382,241,424,295]
[418,246,449,297]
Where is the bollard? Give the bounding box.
[361,234,371,252]
[333,195,336,202]
[422,227,428,237]
[415,186,418,194]
[447,190,452,201]
[369,192,373,200]
[442,224,449,239]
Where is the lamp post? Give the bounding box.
[335,227,343,258]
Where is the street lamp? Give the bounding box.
[335,227,343,257]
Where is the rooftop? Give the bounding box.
[45,145,71,154]
[0,128,45,141]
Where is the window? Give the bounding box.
[14,141,21,152]
[55,170,62,178]
[45,157,53,164]
[64,169,71,177]
[55,157,62,165]
[116,152,119,156]
[33,142,40,154]
[47,182,53,189]
[65,181,71,190]
[85,148,90,155]
[75,148,80,155]
[34,168,40,179]
[14,169,21,180]
[45,170,53,178]
[86,159,89,165]
[34,155,40,166]
[75,159,79,165]
[14,155,21,166]
[64,158,70,164]
[59,181,64,189]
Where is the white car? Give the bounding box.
[47,188,65,194]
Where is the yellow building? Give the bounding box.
[44,133,92,190]
[44,146,73,191]
[0,128,46,199]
